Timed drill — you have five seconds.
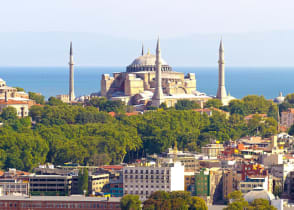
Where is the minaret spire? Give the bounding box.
[152,37,164,107]
[69,41,75,102]
[141,43,144,56]
[216,39,227,103]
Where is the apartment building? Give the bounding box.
[123,161,184,200]
[29,175,72,196]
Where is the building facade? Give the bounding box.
[281,108,294,129]
[0,196,120,210]
[101,40,211,107]
[123,162,184,200]
[29,175,72,196]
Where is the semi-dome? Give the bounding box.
[274,92,285,104]
[244,188,275,203]
[126,50,172,73]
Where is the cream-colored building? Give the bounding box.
[201,144,224,158]
[56,94,70,103]
[101,40,211,107]
[89,173,109,194]
[0,78,36,117]
[123,161,184,201]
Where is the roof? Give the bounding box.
[129,53,168,66]
[0,195,121,202]
[244,189,275,203]
[100,165,124,170]
[0,99,28,105]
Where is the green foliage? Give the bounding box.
[47,97,64,106]
[86,97,126,113]
[228,95,277,117]
[204,99,223,109]
[175,100,200,110]
[1,107,18,122]
[120,194,141,210]
[273,184,282,198]
[189,196,208,210]
[0,127,48,171]
[289,124,294,135]
[224,192,276,210]
[29,92,45,104]
[143,191,207,210]
[248,198,276,210]
[14,87,25,91]
[227,191,243,202]
[285,93,294,104]
[0,96,279,171]
[78,168,88,195]
[247,115,277,138]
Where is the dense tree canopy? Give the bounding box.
[175,99,201,110]
[0,95,280,171]
[143,191,207,210]
[29,92,45,104]
[120,194,141,210]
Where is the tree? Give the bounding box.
[1,107,18,121]
[175,100,200,110]
[224,191,248,210]
[14,87,25,91]
[227,191,243,202]
[189,197,207,210]
[29,92,45,104]
[228,100,246,115]
[248,198,276,210]
[285,93,294,104]
[204,99,223,109]
[120,194,141,210]
[47,97,63,106]
[289,124,294,135]
[273,184,282,198]
[77,168,88,195]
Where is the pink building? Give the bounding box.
[281,108,294,128]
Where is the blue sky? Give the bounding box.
[0,0,294,66]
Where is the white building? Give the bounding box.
[239,176,269,194]
[123,161,184,200]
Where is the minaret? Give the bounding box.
[141,43,144,56]
[152,38,164,107]
[216,39,227,101]
[69,42,75,102]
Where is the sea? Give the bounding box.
[0,66,293,100]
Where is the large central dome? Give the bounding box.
[126,50,172,73]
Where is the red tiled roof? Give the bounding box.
[0,99,28,105]
[100,165,123,170]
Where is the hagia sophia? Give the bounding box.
[100,38,235,108]
[58,39,236,108]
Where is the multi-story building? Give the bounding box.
[241,163,268,180]
[184,172,195,195]
[222,169,240,200]
[0,181,29,196]
[281,108,294,128]
[239,176,269,194]
[201,144,224,158]
[29,175,72,196]
[195,169,210,197]
[0,195,120,210]
[0,168,30,196]
[123,161,184,200]
[88,173,109,195]
[194,167,223,204]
